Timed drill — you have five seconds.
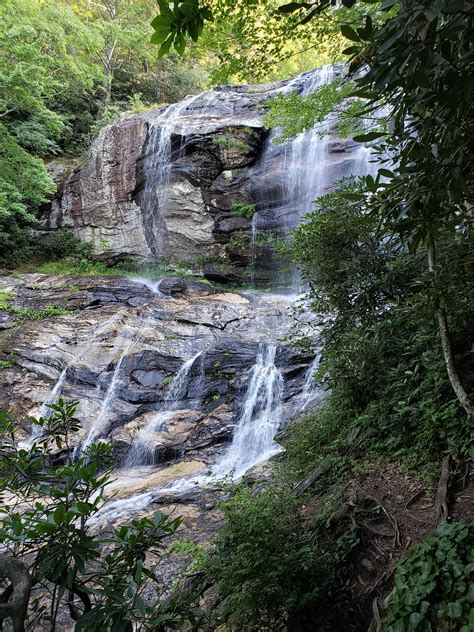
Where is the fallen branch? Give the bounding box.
[435,456,450,523]
[292,458,330,497]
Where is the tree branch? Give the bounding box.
[427,240,474,420]
[0,554,32,632]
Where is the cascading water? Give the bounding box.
[124,351,204,466]
[142,93,203,257]
[28,313,123,443]
[93,344,285,523]
[299,353,323,412]
[80,312,157,453]
[89,64,386,522]
[283,65,339,227]
[131,276,165,296]
[212,344,284,478]
[81,333,135,452]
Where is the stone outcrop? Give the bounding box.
[0,271,323,538]
[0,273,318,456]
[39,66,375,276]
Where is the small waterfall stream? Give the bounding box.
[93,344,285,522]
[300,353,323,412]
[142,93,203,256]
[28,313,123,443]
[283,65,339,227]
[213,344,284,478]
[81,327,138,452]
[124,351,205,466]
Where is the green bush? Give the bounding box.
[44,229,93,262]
[384,521,474,632]
[285,185,473,474]
[203,485,362,631]
[0,400,185,630]
[230,202,256,219]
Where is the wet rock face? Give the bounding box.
[39,66,370,269]
[0,274,320,465]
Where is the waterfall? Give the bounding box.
[167,344,284,486]
[86,65,385,523]
[124,351,204,466]
[282,65,339,228]
[214,344,284,477]
[93,344,285,523]
[28,313,123,443]
[131,276,164,296]
[142,93,203,256]
[81,333,136,452]
[80,312,155,453]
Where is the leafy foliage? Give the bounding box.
[285,184,473,471]
[384,521,474,632]
[0,0,207,269]
[230,202,257,219]
[151,0,348,83]
[0,400,185,631]
[203,484,362,631]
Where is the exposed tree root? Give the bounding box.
[367,597,382,632]
[405,488,425,509]
[354,484,401,548]
[435,456,450,523]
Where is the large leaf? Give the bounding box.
[278,2,312,13]
[340,24,360,42]
[353,131,385,142]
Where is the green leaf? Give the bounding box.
[342,45,360,55]
[157,0,174,20]
[278,2,312,13]
[11,514,22,536]
[378,168,395,178]
[54,503,67,525]
[174,32,186,55]
[446,601,462,618]
[158,35,175,58]
[340,24,360,42]
[353,132,385,142]
[151,15,173,29]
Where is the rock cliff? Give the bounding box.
[40,66,375,278]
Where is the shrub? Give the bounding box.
[384,521,473,631]
[230,202,256,219]
[203,485,362,631]
[0,401,185,631]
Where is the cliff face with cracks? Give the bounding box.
[0,273,320,460]
[40,66,375,277]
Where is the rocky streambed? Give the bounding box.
[0,271,322,534]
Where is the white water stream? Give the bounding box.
[124,351,204,467]
[142,93,204,256]
[93,343,285,523]
[300,354,323,412]
[27,313,123,443]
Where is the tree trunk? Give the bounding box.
[427,240,474,419]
